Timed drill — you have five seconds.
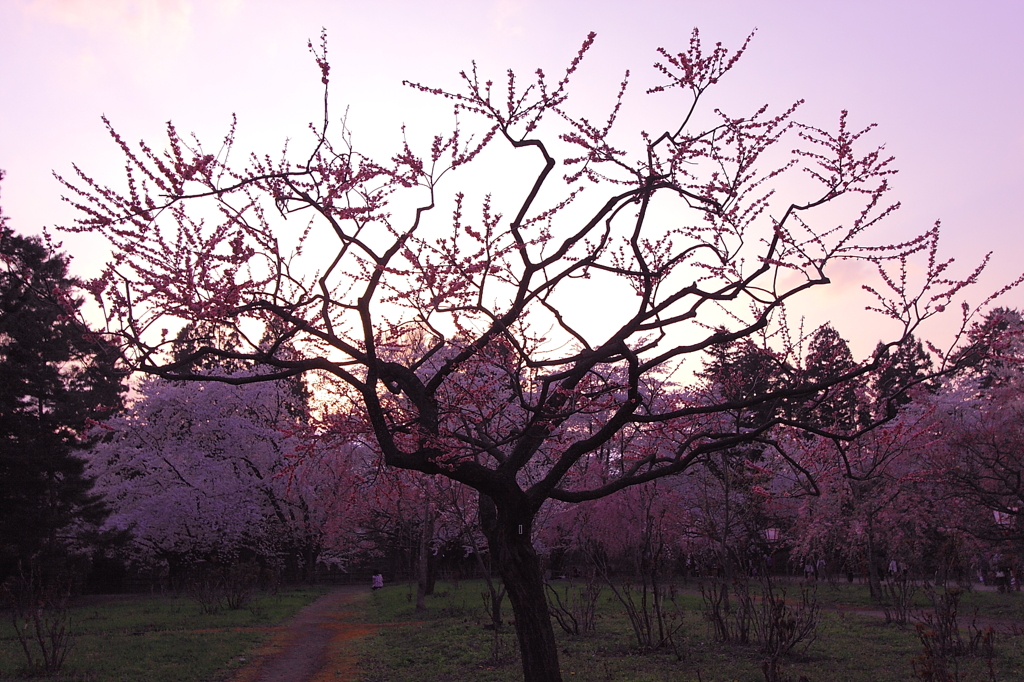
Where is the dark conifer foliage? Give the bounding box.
[802,324,867,431]
[872,334,934,418]
[954,307,1023,390]
[0,176,124,579]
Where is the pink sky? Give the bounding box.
[1,0,1021,357]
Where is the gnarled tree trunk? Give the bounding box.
[480,495,562,682]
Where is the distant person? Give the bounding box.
[372,572,384,590]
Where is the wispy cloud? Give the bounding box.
[24,0,194,46]
[490,0,526,36]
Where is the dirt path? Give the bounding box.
[229,586,376,682]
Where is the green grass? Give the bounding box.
[957,589,1024,621]
[3,580,1020,681]
[743,577,1024,621]
[0,587,327,681]
[354,580,1024,682]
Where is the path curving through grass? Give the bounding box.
[229,586,374,682]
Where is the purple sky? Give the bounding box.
[1,0,1021,357]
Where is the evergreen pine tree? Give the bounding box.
[0,181,124,580]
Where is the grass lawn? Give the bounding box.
[0,587,326,681]
[354,579,1024,682]
[809,578,1024,620]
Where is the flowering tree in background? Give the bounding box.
[936,387,1024,543]
[89,374,367,580]
[59,29,1004,681]
[789,408,941,594]
[921,309,1024,576]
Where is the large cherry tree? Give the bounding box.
[60,31,995,681]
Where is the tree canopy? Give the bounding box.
[57,31,1010,682]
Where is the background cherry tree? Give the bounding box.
[89,374,369,581]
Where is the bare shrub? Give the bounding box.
[605,574,686,654]
[1,568,74,675]
[545,575,602,636]
[183,563,226,614]
[883,571,917,626]
[183,560,262,614]
[588,516,687,654]
[912,623,961,682]
[754,575,819,682]
[911,585,998,681]
[918,586,967,656]
[222,560,261,610]
[754,575,819,657]
[701,575,753,645]
[702,571,819,681]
